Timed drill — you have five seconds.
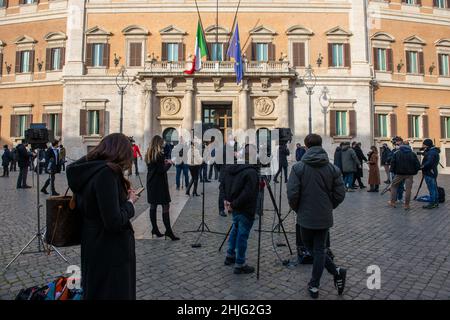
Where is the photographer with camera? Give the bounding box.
[223,144,259,275]
[287,134,346,299]
[421,139,441,209]
[388,141,420,210]
[41,140,61,196]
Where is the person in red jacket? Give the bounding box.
[131,139,143,175]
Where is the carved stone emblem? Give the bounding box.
[161,97,181,115]
[164,77,174,91]
[260,78,270,90]
[212,77,222,92]
[255,97,275,116]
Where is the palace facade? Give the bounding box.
[1,0,450,172]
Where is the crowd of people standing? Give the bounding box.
[1,131,443,300]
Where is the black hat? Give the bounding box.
[423,139,433,147]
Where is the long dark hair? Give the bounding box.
[86,133,133,192]
[145,135,164,164]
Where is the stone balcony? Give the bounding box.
[137,60,297,79]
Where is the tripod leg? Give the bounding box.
[265,178,293,255]
[414,175,424,200]
[39,234,69,263]
[3,234,39,273]
[257,202,263,280]
[218,224,233,252]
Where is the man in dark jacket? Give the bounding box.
[352,142,367,189]
[380,143,393,184]
[287,134,347,299]
[389,142,421,210]
[273,143,290,183]
[41,140,61,196]
[333,143,343,172]
[223,144,259,275]
[9,147,17,172]
[295,143,306,162]
[340,142,361,191]
[421,139,440,209]
[16,141,32,189]
[2,145,12,177]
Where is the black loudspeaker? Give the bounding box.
[276,128,293,144]
[25,123,53,149]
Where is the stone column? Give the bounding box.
[64,0,86,76]
[278,78,290,128]
[184,77,194,132]
[239,79,249,130]
[143,79,153,151]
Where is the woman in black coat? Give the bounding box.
[66,133,139,300]
[146,135,179,241]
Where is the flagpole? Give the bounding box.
[194,0,206,34]
[227,0,242,47]
[194,0,208,59]
[216,0,219,60]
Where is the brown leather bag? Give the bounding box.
[45,189,81,247]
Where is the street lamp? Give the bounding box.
[319,86,331,136]
[302,65,317,134]
[115,66,130,134]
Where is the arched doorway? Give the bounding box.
[162,127,179,145]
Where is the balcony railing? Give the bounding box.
[142,60,293,76]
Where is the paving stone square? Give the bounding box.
[1,168,450,300]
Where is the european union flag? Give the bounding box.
[227,23,243,84]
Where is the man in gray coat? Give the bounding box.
[287,133,347,299]
[340,142,361,191]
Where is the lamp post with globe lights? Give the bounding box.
[115,66,131,134]
[319,86,331,136]
[302,65,317,134]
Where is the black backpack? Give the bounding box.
[438,187,445,203]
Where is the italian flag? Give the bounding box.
[184,21,208,74]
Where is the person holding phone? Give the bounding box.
[145,135,179,241]
[67,133,139,300]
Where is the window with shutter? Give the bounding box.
[292,42,305,67]
[349,110,356,137]
[438,54,449,76]
[79,109,87,136]
[422,114,429,138]
[268,43,275,61]
[45,48,51,71]
[99,110,106,136]
[344,43,351,68]
[28,50,34,73]
[86,43,93,67]
[10,115,17,137]
[60,47,65,70]
[387,48,393,72]
[178,43,184,62]
[161,43,168,61]
[329,110,336,136]
[129,42,142,67]
[0,53,3,76]
[440,116,449,139]
[15,51,21,74]
[102,43,110,68]
[374,114,380,137]
[418,51,424,74]
[390,114,397,136]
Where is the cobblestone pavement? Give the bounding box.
[1,168,450,300]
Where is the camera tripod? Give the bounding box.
[184,165,226,248]
[218,174,293,279]
[3,148,69,274]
